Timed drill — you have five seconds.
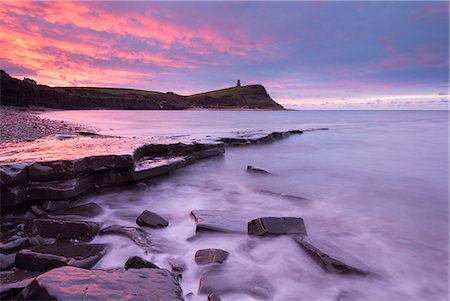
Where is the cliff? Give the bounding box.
[0,70,284,110]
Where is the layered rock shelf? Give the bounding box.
[1,129,315,207]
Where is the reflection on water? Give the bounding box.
[46,111,448,300]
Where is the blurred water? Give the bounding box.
[45,110,449,300]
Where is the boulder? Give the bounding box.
[195,249,229,265]
[136,210,169,228]
[18,266,184,300]
[246,166,271,174]
[248,217,307,236]
[294,236,368,275]
[199,269,273,300]
[191,210,247,233]
[15,241,107,271]
[25,218,100,241]
[0,269,44,300]
[47,203,103,220]
[124,256,159,270]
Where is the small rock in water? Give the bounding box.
[294,236,369,276]
[136,210,169,228]
[191,210,247,233]
[167,257,186,280]
[124,256,159,270]
[248,217,307,236]
[195,249,229,265]
[208,292,222,301]
[246,165,271,174]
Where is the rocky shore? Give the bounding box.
[0,107,94,144]
[1,126,363,301]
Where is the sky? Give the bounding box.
[0,1,448,109]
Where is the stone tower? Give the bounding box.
[236,79,241,87]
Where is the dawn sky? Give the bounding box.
[0,1,448,109]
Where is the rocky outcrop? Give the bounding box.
[195,248,229,265]
[248,217,307,236]
[17,266,184,300]
[136,210,169,228]
[24,219,100,242]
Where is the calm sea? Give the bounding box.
[44,110,449,300]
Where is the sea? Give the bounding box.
[43,110,449,301]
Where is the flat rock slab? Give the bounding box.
[15,241,108,272]
[18,266,184,300]
[0,269,44,299]
[125,256,159,270]
[25,219,100,242]
[99,225,168,253]
[191,210,247,233]
[136,210,169,228]
[47,203,103,219]
[195,248,229,265]
[248,217,307,236]
[199,269,273,300]
[294,236,369,276]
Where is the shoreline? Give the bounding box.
[0,107,96,144]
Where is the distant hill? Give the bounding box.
[0,70,284,110]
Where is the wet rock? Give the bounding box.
[255,189,310,203]
[125,256,159,270]
[41,200,70,212]
[248,217,307,236]
[191,210,247,233]
[0,269,44,300]
[99,225,166,253]
[294,236,368,275]
[47,202,103,219]
[167,257,186,280]
[25,218,100,241]
[199,269,273,300]
[136,210,169,228]
[18,266,184,300]
[15,241,107,272]
[29,206,47,217]
[218,137,249,146]
[29,159,88,182]
[246,165,271,174]
[195,248,229,265]
[208,293,222,301]
[29,174,95,200]
[0,162,29,186]
[0,253,16,270]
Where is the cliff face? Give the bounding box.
[0,71,284,110]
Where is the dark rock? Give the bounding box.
[218,137,249,146]
[47,203,103,219]
[167,257,186,280]
[99,225,166,253]
[208,293,222,301]
[29,159,88,182]
[294,236,368,275]
[246,165,271,174]
[0,269,44,300]
[195,248,229,265]
[255,189,310,203]
[124,256,159,270]
[136,210,169,228]
[199,269,273,300]
[1,184,28,207]
[25,218,100,241]
[0,162,29,186]
[41,200,70,212]
[0,253,16,270]
[191,210,247,233]
[29,174,95,200]
[15,241,108,271]
[18,266,184,300]
[29,206,47,217]
[248,217,307,236]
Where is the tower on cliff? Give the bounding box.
[236,79,241,87]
